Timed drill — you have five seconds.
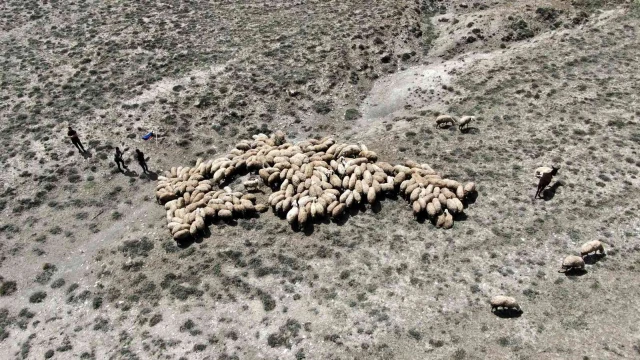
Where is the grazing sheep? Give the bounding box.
[159,135,478,237]
[535,166,559,199]
[435,115,456,128]
[580,240,605,257]
[490,296,521,312]
[458,116,475,131]
[560,255,585,272]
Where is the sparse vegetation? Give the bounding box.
[0,0,637,358]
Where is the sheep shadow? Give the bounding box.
[371,200,383,214]
[460,127,480,134]
[541,181,563,201]
[453,212,468,222]
[464,192,478,205]
[414,213,428,224]
[176,233,204,248]
[583,253,606,265]
[563,268,587,277]
[302,223,315,236]
[492,308,523,318]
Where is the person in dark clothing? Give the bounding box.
[135,149,149,174]
[67,126,86,153]
[114,147,128,171]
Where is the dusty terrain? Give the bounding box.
[1,0,640,359]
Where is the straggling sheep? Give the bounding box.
[490,296,521,312]
[458,116,475,131]
[580,240,605,257]
[560,255,585,272]
[435,115,456,128]
[535,166,559,199]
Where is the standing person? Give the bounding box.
[67,126,86,153]
[114,147,128,172]
[135,149,149,174]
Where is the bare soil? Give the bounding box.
[1,1,640,359]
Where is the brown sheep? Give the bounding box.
[535,166,559,199]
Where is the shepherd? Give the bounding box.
[114,147,128,171]
[136,149,149,174]
[67,126,86,153]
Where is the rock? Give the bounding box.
[380,53,392,63]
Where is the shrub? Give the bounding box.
[50,278,65,289]
[312,101,333,115]
[0,281,17,296]
[29,291,47,303]
[344,108,361,121]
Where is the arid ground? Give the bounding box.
[1,0,640,359]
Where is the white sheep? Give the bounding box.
[458,116,475,131]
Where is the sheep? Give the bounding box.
[490,296,521,312]
[580,240,605,257]
[458,116,475,131]
[435,115,456,128]
[158,136,478,237]
[560,255,585,272]
[535,166,559,199]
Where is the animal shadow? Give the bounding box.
[465,192,478,205]
[302,223,315,236]
[492,308,523,318]
[460,127,480,134]
[564,268,587,277]
[542,181,563,201]
[414,213,427,224]
[333,212,351,226]
[583,253,606,265]
[452,212,468,222]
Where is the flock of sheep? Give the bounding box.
[434,114,475,131]
[155,131,478,242]
[491,240,606,314]
[155,116,606,316]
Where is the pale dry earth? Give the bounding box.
[1,1,640,359]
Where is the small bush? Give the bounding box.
[0,281,17,296]
[312,101,333,115]
[29,291,47,303]
[50,278,65,289]
[149,314,162,327]
[408,329,422,340]
[344,108,361,121]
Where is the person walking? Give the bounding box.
[67,126,86,153]
[135,149,149,174]
[114,147,128,171]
